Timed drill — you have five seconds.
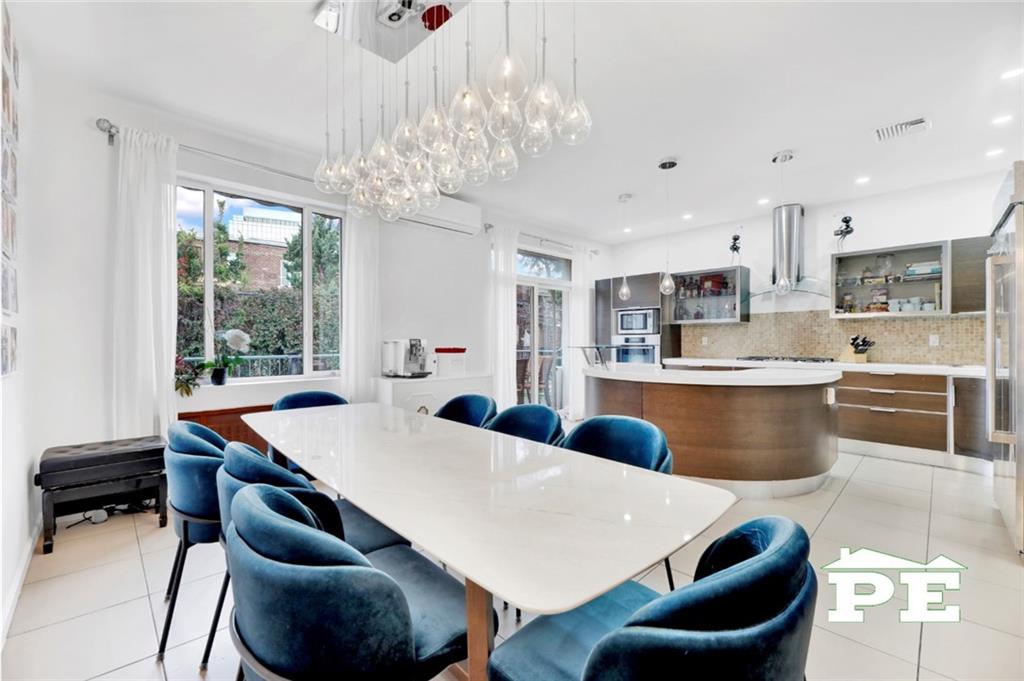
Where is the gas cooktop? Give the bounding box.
[737,356,836,363]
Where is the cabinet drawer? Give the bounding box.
[838,405,947,451]
[839,372,947,393]
[836,388,946,413]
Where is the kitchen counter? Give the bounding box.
[585,365,839,497]
[662,357,985,378]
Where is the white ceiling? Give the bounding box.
[12,1,1024,243]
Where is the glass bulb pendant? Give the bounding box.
[488,139,519,182]
[449,84,488,138]
[417,180,442,210]
[429,140,460,177]
[556,96,592,145]
[617,277,632,302]
[464,162,490,187]
[775,276,792,296]
[349,183,375,218]
[520,120,552,158]
[487,98,524,140]
[456,134,489,167]
[406,158,433,186]
[392,117,422,163]
[486,50,529,103]
[418,104,448,153]
[313,153,334,193]
[368,135,394,172]
[365,173,387,204]
[398,183,420,217]
[378,192,401,222]
[659,271,676,296]
[349,151,370,181]
[436,168,464,194]
[330,152,358,195]
[525,78,563,128]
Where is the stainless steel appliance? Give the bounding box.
[612,334,661,364]
[987,160,1023,554]
[616,308,659,335]
[381,338,431,378]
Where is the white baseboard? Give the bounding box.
[2,518,41,644]
[839,438,994,476]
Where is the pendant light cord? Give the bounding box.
[323,30,331,157]
[358,39,365,150]
[571,0,578,98]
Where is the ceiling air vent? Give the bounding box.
[875,117,930,142]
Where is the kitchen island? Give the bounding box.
[584,365,841,496]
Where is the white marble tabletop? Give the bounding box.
[585,365,842,387]
[242,403,736,614]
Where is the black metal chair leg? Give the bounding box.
[236,662,245,681]
[165,540,185,602]
[503,600,508,610]
[664,558,676,591]
[158,542,189,660]
[200,572,231,670]
[515,607,521,622]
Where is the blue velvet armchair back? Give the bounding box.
[435,394,498,428]
[227,485,417,679]
[560,416,673,474]
[484,404,564,444]
[272,390,348,411]
[581,516,816,680]
[164,421,226,524]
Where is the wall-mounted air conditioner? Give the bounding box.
[397,196,482,237]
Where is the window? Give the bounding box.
[174,183,342,379]
[515,248,569,409]
[516,249,572,281]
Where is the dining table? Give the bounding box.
[242,402,737,681]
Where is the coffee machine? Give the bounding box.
[381,339,432,378]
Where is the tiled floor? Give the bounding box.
[3,453,1023,680]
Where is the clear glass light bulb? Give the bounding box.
[365,173,387,204]
[330,151,358,194]
[488,139,519,181]
[449,84,488,138]
[464,162,490,187]
[556,96,592,145]
[392,117,422,163]
[348,183,375,217]
[429,140,460,177]
[525,78,563,127]
[659,271,676,296]
[406,158,433,186]
[398,183,420,217]
[367,135,394,172]
[377,192,401,222]
[520,120,552,158]
[418,104,448,153]
[617,277,632,302]
[313,153,334,193]
[775,276,792,296]
[487,98,524,140]
[417,180,442,210]
[436,168,464,194]
[349,151,370,181]
[456,134,489,167]
[486,50,529,102]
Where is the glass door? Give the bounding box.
[516,284,566,409]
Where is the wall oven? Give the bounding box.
[612,335,661,364]
[616,308,659,335]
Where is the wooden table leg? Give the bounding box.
[464,579,495,681]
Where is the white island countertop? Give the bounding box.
[584,364,841,387]
[662,357,985,378]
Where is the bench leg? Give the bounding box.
[157,475,168,528]
[42,491,55,555]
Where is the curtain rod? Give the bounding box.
[485,223,599,256]
[95,118,314,184]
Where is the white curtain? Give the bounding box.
[340,212,381,402]
[489,223,520,410]
[567,245,593,421]
[110,128,179,438]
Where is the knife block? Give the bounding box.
[840,347,868,363]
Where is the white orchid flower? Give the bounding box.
[223,329,251,354]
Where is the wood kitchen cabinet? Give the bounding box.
[949,236,991,314]
[610,272,663,310]
[836,372,948,451]
[952,377,1004,460]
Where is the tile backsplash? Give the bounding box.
[679,310,985,365]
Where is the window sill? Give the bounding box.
[177,374,344,413]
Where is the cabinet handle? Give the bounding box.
[869,372,896,376]
[869,389,896,394]
[986,254,1015,445]
[869,407,897,413]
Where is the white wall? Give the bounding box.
[599,172,1005,313]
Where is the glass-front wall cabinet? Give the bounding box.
[831,241,948,318]
[667,266,750,324]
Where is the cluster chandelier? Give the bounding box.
[311,0,591,221]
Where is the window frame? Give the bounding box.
[177,173,345,382]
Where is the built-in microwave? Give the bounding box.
[616,308,659,335]
[612,334,661,364]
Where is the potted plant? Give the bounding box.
[174,355,203,397]
[204,329,251,385]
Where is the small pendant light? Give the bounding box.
[617,192,633,301]
[657,157,678,296]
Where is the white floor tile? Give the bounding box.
[149,573,233,652]
[667,532,716,576]
[841,479,931,512]
[851,457,933,493]
[161,630,240,681]
[930,491,1005,527]
[93,655,166,680]
[829,493,930,534]
[1,598,157,681]
[142,543,226,595]
[24,527,140,584]
[804,626,920,680]
[135,514,182,555]
[932,467,993,490]
[928,536,1024,592]
[930,511,1017,556]
[946,571,1024,637]
[9,555,148,636]
[815,507,928,562]
[54,511,137,543]
[920,619,1024,680]
[812,587,921,664]
[831,453,864,480]
[786,476,847,512]
[637,565,693,594]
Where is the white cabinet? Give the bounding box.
[375,374,493,415]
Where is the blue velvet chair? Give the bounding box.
[160,421,227,663]
[487,516,817,681]
[269,390,348,471]
[226,484,496,680]
[435,394,498,428]
[560,415,677,589]
[484,404,564,445]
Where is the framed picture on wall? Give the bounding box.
[2,197,14,258]
[2,254,16,314]
[2,323,16,376]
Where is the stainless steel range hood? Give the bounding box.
[770,203,805,296]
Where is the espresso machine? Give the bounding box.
[381,339,432,378]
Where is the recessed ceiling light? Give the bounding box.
[681,214,693,221]
[623,227,632,233]
[986,148,1005,158]
[855,176,871,185]
[757,198,770,205]
[1001,67,1024,80]
[992,114,1014,126]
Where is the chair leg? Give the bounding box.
[236,662,245,681]
[200,572,231,670]
[503,600,508,611]
[515,608,521,622]
[158,542,189,660]
[664,558,676,591]
[165,540,185,602]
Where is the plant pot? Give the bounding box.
[210,367,227,386]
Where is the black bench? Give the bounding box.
[34,436,167,554]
